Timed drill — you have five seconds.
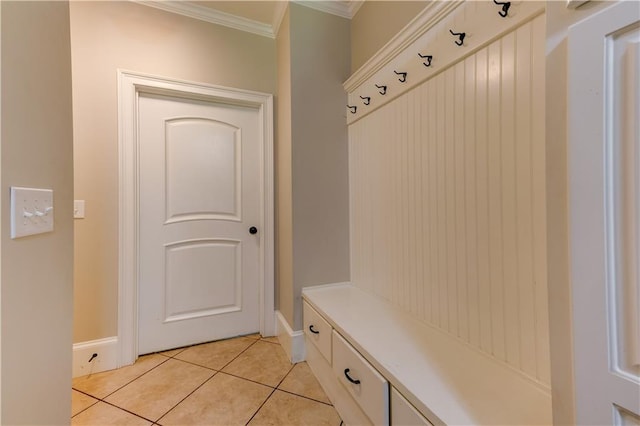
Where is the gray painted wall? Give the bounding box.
[277,3,351,330]
[1,1,74,423]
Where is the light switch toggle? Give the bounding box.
[23,206,53,218]
[34,207,53,217]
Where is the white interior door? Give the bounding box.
[569,1,640,424]
[137,92,261,354]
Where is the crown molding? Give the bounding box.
[344,0,463,92]
[132,0,361,40]
[132,0,275,38]
[349,1,365,17]
[272,1,289,36]
[292,0,357,19]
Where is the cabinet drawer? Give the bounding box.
[332,331,389,425]
[391,387,433,426]
[303,301,332,363]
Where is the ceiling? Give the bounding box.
[134,1,362,38]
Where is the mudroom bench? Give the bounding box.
[302,283,552,425]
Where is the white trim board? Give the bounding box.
[72,337,119,378]
[0,2,3,418]
[132,1,360,39]
[292,0,359,20]
[117,70,275,367]
[276,310,306,363]
[132,1,275,38]
[343,1,545,124]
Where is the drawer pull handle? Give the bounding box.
[344,368,361,385]
[309,325,320,334]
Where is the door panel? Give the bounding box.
[616,31,640,380]
[138,93,260,354]
[165,118,241,222]
[569,2,640,424]
[164,239,241,322]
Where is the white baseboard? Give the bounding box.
[275,310,305,363]
[72,337,119,378]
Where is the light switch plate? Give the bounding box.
[74,200,85,219]
[11,187,54,239]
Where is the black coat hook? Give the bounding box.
[493,0,511,17]
[449,29,466,46]
[359,96,371,106]
[394,70,408,83]
[418,53,433,67]
[375,84,387,95]
[347,105,357,114]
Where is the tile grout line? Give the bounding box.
[244,359,296,425]
[220,337,260,368]
[72,336,299,425]
[169,338,281,394]
[73,354,173,402]
[155,332,263,358]
[166,357,220,372]
[72,354,188,422]
[274,361,296,390]
[73,335,258,409]
[213,370,278,389]
[71,388,156,424]
[271,362,337,406]
[154,370,219,425]
[100,399,157,424]
[244,387,278,426]
[70,389,100,419]
[147,337,263,425]
[275,362,337,407]
[72,337,258,415]
[169,336,259,373]
[276,387,335,407]
[78,356,217,424]
[150,332,262,361]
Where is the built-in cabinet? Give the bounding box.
[303,301,332,362]
[302,2,554,424]
[302,283,551,425]
[391,388,432,426]
[304,297,431,425]
[345,0,549,388]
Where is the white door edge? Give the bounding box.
[117,69,275,367]
[568,2,640,423]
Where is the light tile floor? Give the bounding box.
[72,334,342,425]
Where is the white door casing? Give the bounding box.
[569,1,640,424]
[118,70,274,365]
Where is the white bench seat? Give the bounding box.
[302,283,552,425]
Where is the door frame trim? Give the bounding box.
[117,70,275,366]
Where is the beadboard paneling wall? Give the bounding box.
[348,14,549,385]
